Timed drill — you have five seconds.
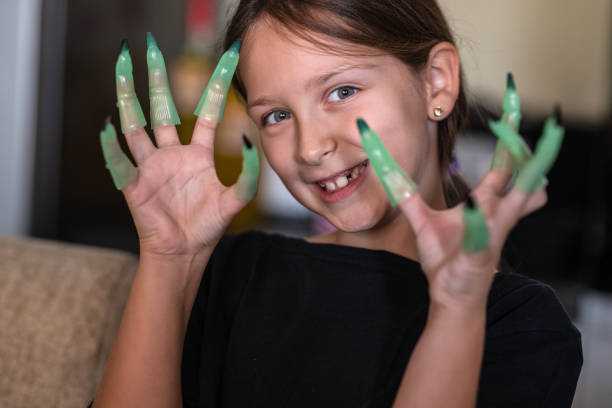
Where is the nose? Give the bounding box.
[296,119,337,166]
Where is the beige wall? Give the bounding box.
[440,0,611,123]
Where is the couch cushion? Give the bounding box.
[0,237,138,408]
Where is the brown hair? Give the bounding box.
[222,0,471,207]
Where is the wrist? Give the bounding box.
[138,247,215,322]
[428,299,487,325]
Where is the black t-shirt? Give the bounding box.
[181,230,582,407]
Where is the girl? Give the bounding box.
[92,1,582,407]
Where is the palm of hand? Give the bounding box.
[123,144,229,256]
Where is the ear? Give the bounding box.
[421,42,461,122]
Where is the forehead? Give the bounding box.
[239,18,385,98]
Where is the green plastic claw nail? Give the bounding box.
[515,113,565,193]
[502,73,522,129]
[146,32,180,128]
[235,135,260,201]
[357,118,417,207]
[116,39,147,134]
[491,73,531,171]
[100,120,138,190]
[194,40,241,124]
[488,120,531,165]
[462,197,490,253]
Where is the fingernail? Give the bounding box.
[146,32,180,128]
[463,204,490,253]
[356,118,417,207]
[502,72,521,130]
[194,43,241,123]
[466,195,476,209]
[236,134,260,201]
[99,120,138,190]
[242,134,253,149]
[515,113,565,193]
[488,119,529,164]
[116,38,147,134]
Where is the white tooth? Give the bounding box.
[325,181,337,191]
[335,175,349,188]
[351,167,359,179]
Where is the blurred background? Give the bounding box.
[0,0,610,406]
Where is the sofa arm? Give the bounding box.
[0,236,138,408]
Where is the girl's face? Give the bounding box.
[240,19,441,232]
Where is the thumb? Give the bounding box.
[221,135,261,217]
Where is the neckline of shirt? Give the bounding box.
[248,229,423,273]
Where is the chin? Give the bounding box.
[319,200,389,232]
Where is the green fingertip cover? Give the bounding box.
[146,32,180,128]
[488,119,531,165]
[515,108,565,193]
[116,39,147,134]
[357,118,417,207]
[194,40,241,124]
[236,134,260,201]
[491,72,527,172]
[100,119,138,190]
[462,196,490,253]
[502,72,522,129]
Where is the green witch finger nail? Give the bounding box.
[502,73,522,129]
[100,119,138,190]
[491,72,530,171]
[357,118,417,207]
[116,39,147,134]
[146,32,180,128]
[235,135,260,201]
[515,109,565,193]
[462,196,490,253]
[194,40,241,124]
[488,119,531,165]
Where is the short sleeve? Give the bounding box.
[181,233,259,408]
[477,279,583,407]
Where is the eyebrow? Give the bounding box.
[247,63,378,110]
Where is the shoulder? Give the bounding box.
[487,270,580,337]
[478,270,583,407]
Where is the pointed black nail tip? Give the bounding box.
[553,104,563,126]
[104,116,112,127]
[146,32,157,48]
[356,118,368,133]
[119,38,130,55]
[242,134,253,149]
[506,72,516,91]
[466,195,476,210]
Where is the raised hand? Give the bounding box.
[100,34,260,258]
[356,77,564,311]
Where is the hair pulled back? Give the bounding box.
[222,0,471,206]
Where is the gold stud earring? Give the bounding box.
[433,107,444,118]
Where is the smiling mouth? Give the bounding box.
[316,160,369,192]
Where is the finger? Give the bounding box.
[146,32,181,147]
[490,73,526,173]
[116,39,155,163]
[498,108,564,228]
[356,118,440,238]
[191,40,241,148]
[513,108,564,194]
[221,135,261,217]
[356,118,418,208]
[488,119,532,167]
[462,196,490,253]
[100,119,138,190]
[474,168,512,200]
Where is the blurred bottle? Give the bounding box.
[170,0,261,233]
